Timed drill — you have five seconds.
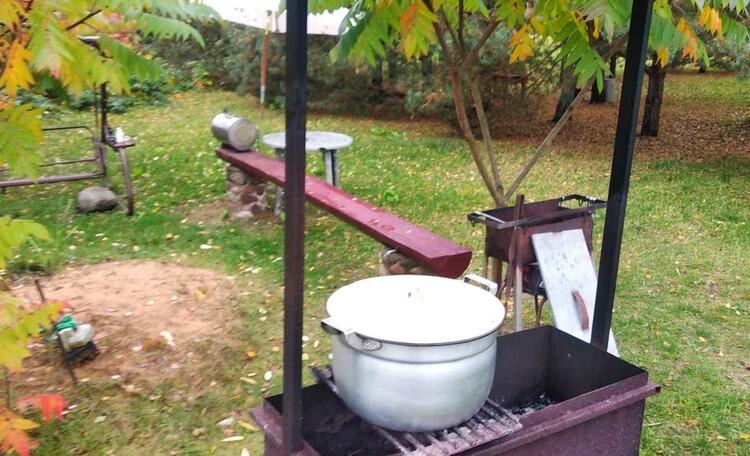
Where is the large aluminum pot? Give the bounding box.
[210,112,257,151]
[322,274,505,432]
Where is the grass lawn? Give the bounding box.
[1,71,748,455]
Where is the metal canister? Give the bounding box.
[211,113,258,151]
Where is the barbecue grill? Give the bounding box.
[251,326,659,455]
[468,195,606,327]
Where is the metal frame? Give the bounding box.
[283,0,308,453]
[278,0,655,452]
[0,83,135,215]
[592,0,654,350]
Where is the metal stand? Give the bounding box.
[0,82,135,215]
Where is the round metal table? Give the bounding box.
[262,131,352,187]
[263,131,353,214]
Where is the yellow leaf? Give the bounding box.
[740,433,750,440]
[593,17,601,39]
[10,418,39,431]
[655,46,669,68]
[0,41,34,100]
[699,6,711,27]
[245,350,257,360]
[699,7,722,36]
[529,17,545,34]
[237,421,258,432]
[710,9,722,36]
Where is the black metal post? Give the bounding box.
[282,0,308,454]
[591,0,654,350]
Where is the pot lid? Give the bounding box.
[326,275,505,345]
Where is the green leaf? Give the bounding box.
[0,216,50,269]
[0,105,44,180]
[98,35,164,80]
[136,12,206,47]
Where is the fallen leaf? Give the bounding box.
[221,436,244,442]
[192,428,205,436]
[17,394,67,421]
[94,416,107,424]
[238,421,258,432]
[686,419,700,426]
[241,449,250,456]
[217,417,236,428]
[740,433,750,440]
[264,371,273,381]
[1,428,38,456]
[246,351,257,360]
[698,337,707,343]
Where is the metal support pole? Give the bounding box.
[282,0,308,454]
[591,0,654,350]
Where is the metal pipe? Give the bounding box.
[591,0,654,350]
[282,0,308,454]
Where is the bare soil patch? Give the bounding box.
[491,72,750,161]
[10,261,241,392]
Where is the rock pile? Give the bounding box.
[378,248,436,276]
[226,164,268,219]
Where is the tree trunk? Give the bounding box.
[641,64,666,137]
[553,62,577,121]
[590,80,607,104]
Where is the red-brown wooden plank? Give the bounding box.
[216,148,472,278]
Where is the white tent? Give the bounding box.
[203,0,347,34]
[202,0,347,104]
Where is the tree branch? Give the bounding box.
[504,32,630,202]
[66,9,102,31]
[431,19,503,206]
[438,10,463,59]
[458,0,466,54]
[459,13,500,73]
[468,74,505,202]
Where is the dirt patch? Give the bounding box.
[489,72,750,161]
[182,199,282,227]
[10,260,241,392]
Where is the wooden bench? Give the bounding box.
[216,148,472,279]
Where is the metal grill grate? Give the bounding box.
[311,367,522,456]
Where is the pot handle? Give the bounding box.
[464,273,499,297]
[321,317,381,351]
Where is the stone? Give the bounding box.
[389,263,406,274]
[226,191,241,203]
[240,192,258,204]
[227,165,248,185]
[77,186,118,213]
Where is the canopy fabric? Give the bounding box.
[202,0,347,35]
